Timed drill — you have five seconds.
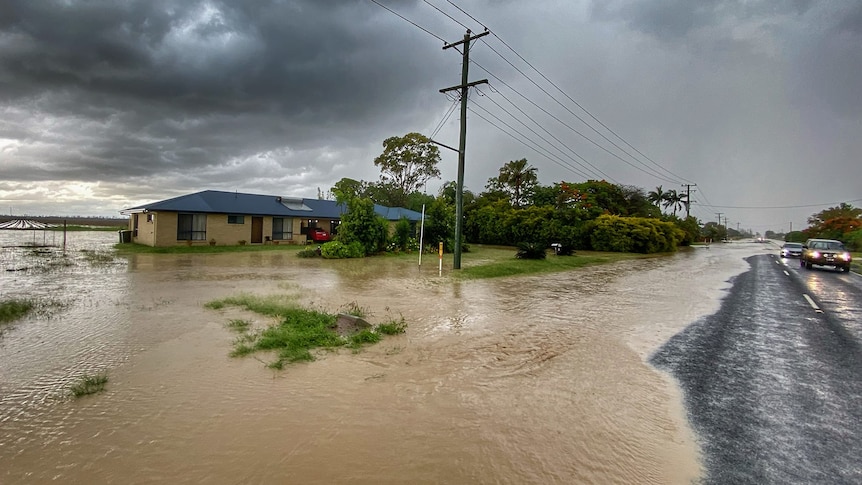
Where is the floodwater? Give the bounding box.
[1,232,766,484]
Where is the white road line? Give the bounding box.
[784,271,790,276]
[803,294,823,313]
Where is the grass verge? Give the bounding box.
[207,294,407,369]
[0,299,35,324]
[456,246,658,279]
[70,373,108,397]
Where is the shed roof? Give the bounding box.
[121,190,422,221]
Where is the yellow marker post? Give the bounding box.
[438,241,443,276]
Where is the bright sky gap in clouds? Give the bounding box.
[1,0,859,233]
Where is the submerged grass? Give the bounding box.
[115,243,306,254]
[208,294,406,369]
[0,299,35,324]
[70,373,108,397]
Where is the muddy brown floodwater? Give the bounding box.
[0,232,766,484]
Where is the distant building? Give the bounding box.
[120,190,421,247]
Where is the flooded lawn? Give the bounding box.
[1,232,758,484]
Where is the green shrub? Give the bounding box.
[515,242,547,259]
[320,241,364,259]
[296,247,320,258]
[589,214,683,253]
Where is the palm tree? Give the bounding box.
[497,158,538,208]
[662,189,685,216]
[647,186,665,209]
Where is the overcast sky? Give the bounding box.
[1,0,860,233]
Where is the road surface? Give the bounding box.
[652,254,862,484]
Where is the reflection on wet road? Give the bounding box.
[652,253,862,484]
[2,233,776,484]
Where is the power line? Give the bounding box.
[435,2,693,185]
[694,198,862,210]
[366,0,447,43]
[421,0,472,31]
[477,86,615,181]
[468,104,595,180]
[484,35,693,185]
[477,39,686,185]
[430,97,460,139]
[471,59,682,184]
[444,0,488,30]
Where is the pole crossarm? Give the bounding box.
[439,79,488,94]
[428,139,461,154]
[442,29,489,50]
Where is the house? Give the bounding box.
[120,190,422,247]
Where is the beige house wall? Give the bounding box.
[133,211,306,247]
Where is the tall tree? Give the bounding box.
[647,186,665,208]
[662,189,685,216]
[807,203,862,227]
[493,158,538,208]
[373,132,441,207]
[331,178,367,203]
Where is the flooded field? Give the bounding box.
[1,232,765,484]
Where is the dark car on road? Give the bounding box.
[800,238,852,272]
[779,242,803,258]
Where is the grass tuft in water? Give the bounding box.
[70,373,108,397]
[226,319,251,331]
[208,295,405,369]
[0,299,35,324]
[80,249,118,265]
[340,301,368,317]
[376,315,408,335]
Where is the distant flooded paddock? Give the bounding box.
[1,231,762,484]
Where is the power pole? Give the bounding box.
[682,183,696,219]
[440,29,488,270]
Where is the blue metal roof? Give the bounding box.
[123,190,422,221]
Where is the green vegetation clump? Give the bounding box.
[226,319,251,331]
[0,299,35,324]
[70,373,108,397]
[515,242,547,259]
[376,315,408,335]
[207,294,407,369]
[80,249,117,265]
[319,240,365,259]
[296,247,320,258]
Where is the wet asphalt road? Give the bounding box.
[652,254,862,484]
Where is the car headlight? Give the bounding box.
[841,252,852,261]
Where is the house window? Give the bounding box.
[227,215,245,224]
[177,213,207,240]
[272,217,293,240]
[147,213,154,223]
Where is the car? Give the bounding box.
[309,227,331,242]
[780,242,804,258]
[800,238,852,272]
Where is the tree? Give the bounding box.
[662,189,685,216]
[331,178,368,203]
[492,158,538,208]
[337,198,389,255]
[373,132,441,207]
[647,186,665,208]
[806,203,862,239]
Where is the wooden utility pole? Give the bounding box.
[682,183,696,219]
[440,29,488,269]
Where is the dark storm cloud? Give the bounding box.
[0,0,449,187]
